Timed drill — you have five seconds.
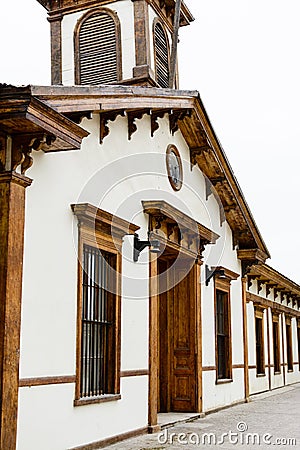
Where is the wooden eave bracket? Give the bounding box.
[237,248,268,278]
[0,87,89,175]
[71,203,140,240]
[98,107,191,144]
[244,261,300,308]
[100,109,125,144]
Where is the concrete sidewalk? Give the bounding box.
[104,383,300,449]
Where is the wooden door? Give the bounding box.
[158,259,197,412]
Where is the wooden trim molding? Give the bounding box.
[202,366,216,372]
[246,291,300,318]
[41,0,194,29]
[74,394,121,407]
[68,426,148,450]
[19,375,76,387]
[202,365,246,371]
[247,263,300,301]
[142,200,219,261]
[120,369,149,377]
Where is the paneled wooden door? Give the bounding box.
[158,257,197,412]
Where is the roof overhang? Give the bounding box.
[31,84,269,259]
[0,84,89,174]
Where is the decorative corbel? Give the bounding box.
[274,288,283,302]
[128,109,150,140]
[100,109,125,144]
[66,111,92,124]
[11,133,56,175]
[169,109,192,135]
[152,214,166,231]
[198,238,210,260]
[150,110,169,137]
[266,284,274,298]
[257,279,264,295]
[247,275,257,290]
[167,223,178,241]
[241,260,259,278]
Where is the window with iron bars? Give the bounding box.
[80,244,117,398]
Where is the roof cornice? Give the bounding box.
[22,84,269,257]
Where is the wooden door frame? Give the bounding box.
[148,253,202,431]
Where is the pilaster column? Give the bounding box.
[132,0,153,80]
[241,277,249,401]
[0,171,32,449]
[48,14,63,85]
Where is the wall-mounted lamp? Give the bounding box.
[133,233,160,262]
[205,265,227,286]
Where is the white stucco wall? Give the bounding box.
[20,109,300,447]
[21,112,245,448]
[17,377,148,450]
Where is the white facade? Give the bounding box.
[17,112,242,448]
[7,1,299,449]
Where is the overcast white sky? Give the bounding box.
[1,0,299,282]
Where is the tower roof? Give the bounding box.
[37,0,194,26]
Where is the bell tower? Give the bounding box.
[37,0,193,88]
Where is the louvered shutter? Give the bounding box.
[78,12,119,85]
[154,23,170,88]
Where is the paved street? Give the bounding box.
[105,383,300,449]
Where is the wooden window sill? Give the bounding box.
[216,378,233,385]
[274,371,281,375]
[74,394,121,406]
[287,369,294,373]
[256,373,266,378]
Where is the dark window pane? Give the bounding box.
[80,244,116,397]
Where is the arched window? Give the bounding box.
[75,9,122,85]
[153,20,170,88]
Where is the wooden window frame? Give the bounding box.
[153,18,170,88]
[72,203,139,406]
[254,308,265,376]
[214,274,235,384]
[272,314,281,374]
[285,317,293,372]
[74,7,122,86]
